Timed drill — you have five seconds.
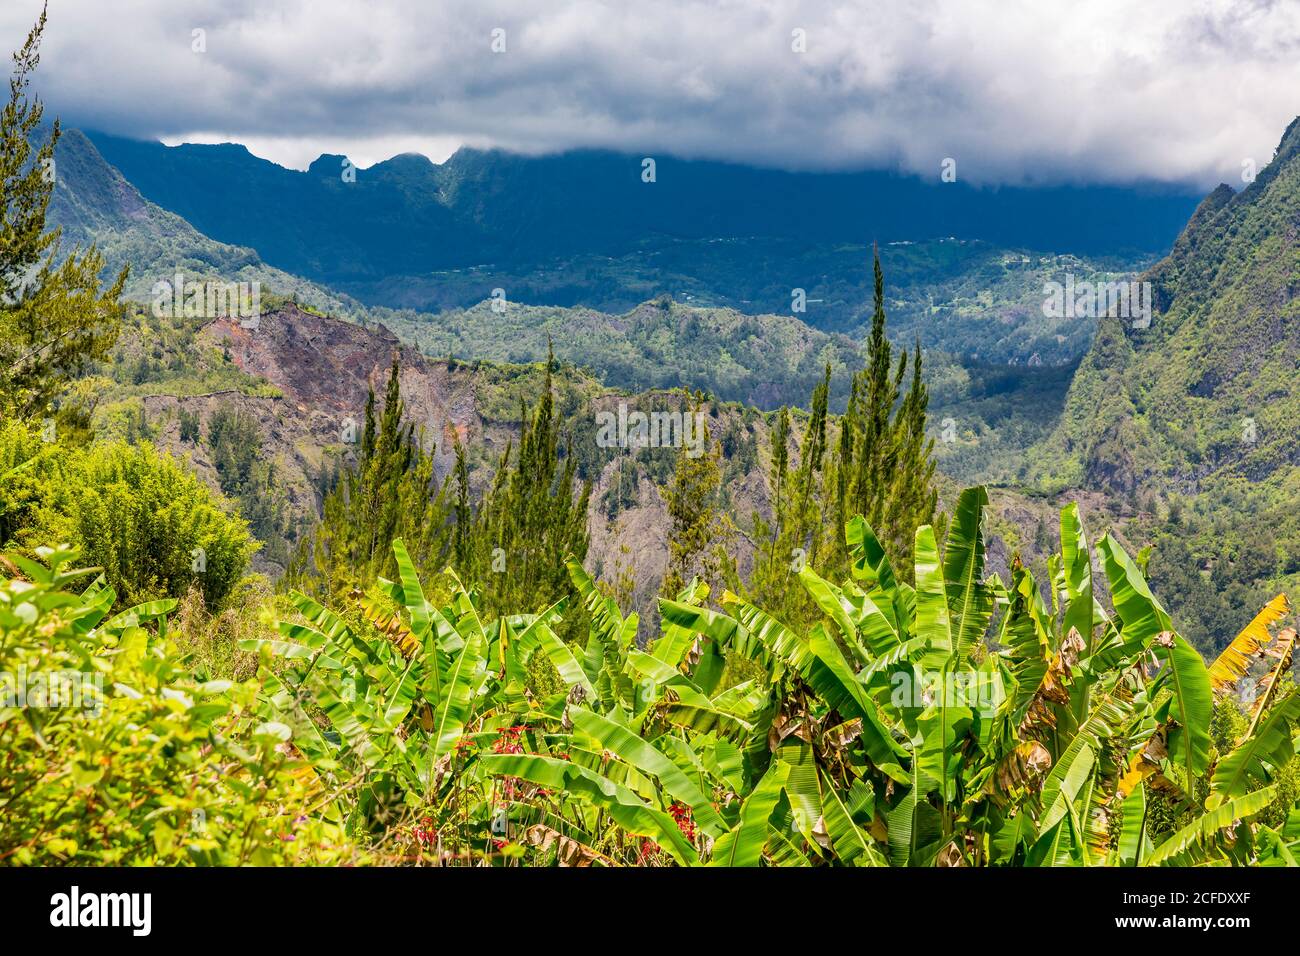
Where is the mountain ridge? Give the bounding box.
[1040,114,1300,495]
[46,127,353,315]
[85,129,1199,322]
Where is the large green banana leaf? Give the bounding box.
[480,752,699,866]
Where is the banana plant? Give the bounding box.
[527,487,1295,866]
[252,492,1300,866]
[246,539,499,837]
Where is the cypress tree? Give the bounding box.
[750,247,938,612]
[661,397,727,600]
[0,6,127,421]
[462,343,591,618]
[289,355,453,599]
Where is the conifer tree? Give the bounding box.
[0,6,127,421]
[882,339,939,562]
[457,343,591,618]
[289,355,453,598]
[747,367,834,625]
[830,245,937,577]
[661,398,727,600]
[749,248,938,616]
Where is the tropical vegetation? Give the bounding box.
[3,7,1299,870]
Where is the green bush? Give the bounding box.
[0,418,75,552]
[0,546,354,865]
[0,420,256,610]
[71,441,257,608]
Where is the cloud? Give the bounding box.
[4,0,1299,184]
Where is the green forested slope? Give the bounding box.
[1037,117,1300,652]
[47,128,352,315]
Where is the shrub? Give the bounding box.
[71,441,257,609]
[0,418,75,552]
[0,547,354,865]
[3,420,257,609]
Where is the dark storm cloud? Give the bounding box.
[3,0,1298,184]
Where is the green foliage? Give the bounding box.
[746,251,940,627]
[1,420,256,609]
[71,440,256,608]
[457,345,591,619]
[206,402,293,562]
[836,249,940,573]
[178,406,201,442]
[0,416,73,552]
[290,355,454,598]
[661,399,727,599]
[0,546,353,864]
[235,489,1300,865]
[0,10,126,419]
[1033,124,1300,654]
[291,349,590,626]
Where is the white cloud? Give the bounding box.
[4,0,1299,184]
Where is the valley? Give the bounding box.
[6,3,1300,876]
[50,118,1300,659]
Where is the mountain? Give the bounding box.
[1042,117,1300,495]
[97,302,775,619]
[98,301,1064,632]
[369,239,1137,367]
[62,121,1288,651]
[368,294,1071,485]
[1036,116,1300,652]
[46,128,352,314]
[86,130,1197,325]
[43,124,1070,493]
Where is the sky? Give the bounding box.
[3,0,1300,185]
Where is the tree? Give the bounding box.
[1,416,254,609]
[0,5,127,420]
[293,348,590,624]
[833,246,938,576]
[71,440,256,608]
[747,251,939,621]
[661,397,728,600]
[459,343,591,618]
[290,355,453,599]
[206,403,292,562]
[746,367,832,626]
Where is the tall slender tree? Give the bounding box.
[458,343,591,618]
[0,5,127,421]
[832,245,937,577]
[661,396,727,600]
[289,355,453,599]
[749,247,939,617]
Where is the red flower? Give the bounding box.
[668,802,697,841]
[412,818,438,848]
[637,837,660,864]
[492,725,525,755]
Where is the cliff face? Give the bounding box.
[143,304,768,621]
[1038,117,1300,496]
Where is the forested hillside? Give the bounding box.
[4,7,1299,874]
[47,127,351,314]
[1037,118,1300,653]
[89,128,1186,328]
